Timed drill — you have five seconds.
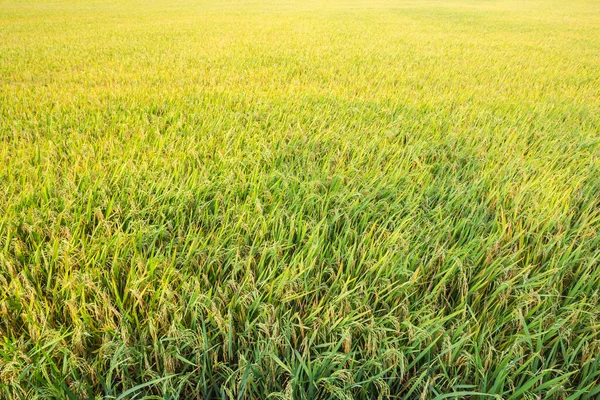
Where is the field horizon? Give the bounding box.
[1,0,600,398]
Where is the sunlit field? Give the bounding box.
[1,0,600,398]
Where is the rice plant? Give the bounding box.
[1,0,599,398]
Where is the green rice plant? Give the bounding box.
[1,0,599,398]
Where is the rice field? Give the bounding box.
[1,0,600,398]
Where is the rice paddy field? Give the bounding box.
[1,0,600,398]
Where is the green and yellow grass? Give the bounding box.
[1,0,600,398]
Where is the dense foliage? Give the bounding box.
[1,0,599,398]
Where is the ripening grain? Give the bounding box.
[1,0,600,399]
